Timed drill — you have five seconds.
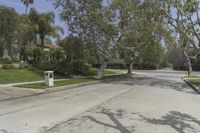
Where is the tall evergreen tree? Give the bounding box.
[21,0,34,15]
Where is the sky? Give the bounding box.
[0,0,67,44]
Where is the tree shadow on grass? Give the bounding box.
[140,111,200,133]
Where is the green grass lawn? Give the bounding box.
[0,67,117,84]
[16,77,97,89]
[184,75,200,79]
[0,67,64,84]
[0,67,116,84]
[183,75,200,87]
[102,73,132,80]
[186,79,200,87]
[83,67,116,76]
[15,74,132,89]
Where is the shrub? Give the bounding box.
[28,47,45,63]
[1,58,13,64]
[1,64,19,69]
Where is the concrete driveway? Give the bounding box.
[0,70,200,133]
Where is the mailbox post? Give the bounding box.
[44,71,54,87]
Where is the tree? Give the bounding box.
[28,8,64,49]
[112,0,166,73]
[58,36,87,74]
[111,0,142,74]
[0,6,19,60]
[53,0,117,78]
[21,0,34,15]
[17,15,35,61]
[161,0,200,75]
[140,42,164,69]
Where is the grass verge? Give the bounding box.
[0,67,65,84]
[15,74,132,89]
[0,67,115,84]
[185,78,200,87]
[83,67,116,76]
[183,75,200,79]
[183,75,200,87]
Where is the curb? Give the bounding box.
[36,81,102,94]
[0,81,102,102]
[182,78,200,94]
[0,75,132,101]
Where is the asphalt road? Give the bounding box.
[0,70,200,133]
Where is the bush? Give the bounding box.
[1,58,13,64]
[28,47,45,63]
[49,48,64,62]
[1,63,21,69]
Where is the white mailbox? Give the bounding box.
[44,71,54,87]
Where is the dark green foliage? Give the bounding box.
[29,47,45,62]
[140,43,164,69]
[49,48,64,62]
[58,36,87,74]
[0,67,64,84]
[28,8,63,48]
[0,6,19,59]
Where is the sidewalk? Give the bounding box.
[0,78,72,101]
[0,80,101,101]
[0,78,71,87]
[0,73,125,101]
[0,86,40,101]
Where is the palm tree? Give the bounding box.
[21,0,34,15]
[28,8,64,48]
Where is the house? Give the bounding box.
[43,44,61,51]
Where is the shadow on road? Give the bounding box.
[83,109,134,133]
[140,111,200,133]
[105,76,197,95]
[66,107,200,133]
[84,108,200,133]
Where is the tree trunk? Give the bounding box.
[25,6,28,15]
[40,34,45,49]
[96,62,107,79]
[2,46,11,60]
[25,3,29,15]
[127,62,133,74]
[183,49,192,75]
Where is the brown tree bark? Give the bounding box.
[97,62,107,79]
[127,62,133,74]
[183,49,192,75]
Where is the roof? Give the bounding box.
[44,44,61,49]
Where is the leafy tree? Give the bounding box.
[0,6,19,60]
[29,46,45,62]
[166,46,186,70]
[53,0,117,78]
[111,0,141,74]
[28,8,64,49]
[49,48,64,62]
[112,0,166,73]
[17,15,35,61]
[58,36,87,74]
[140,42,164,69]
[21,0,34,15]
[161,0,200,75]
